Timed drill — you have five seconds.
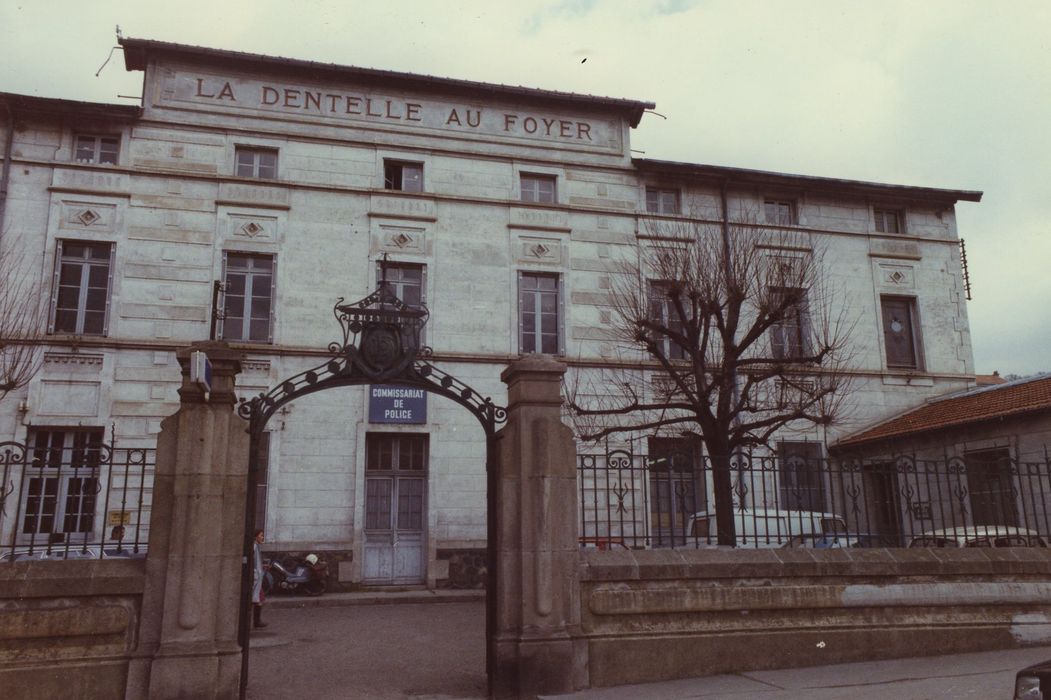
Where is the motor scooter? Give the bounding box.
[264,553,328,596]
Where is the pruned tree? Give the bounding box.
[565,217,857,545]
[0,240,47,402]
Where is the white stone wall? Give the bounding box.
[0,53,976,583]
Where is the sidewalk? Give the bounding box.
[541,645,1051,700]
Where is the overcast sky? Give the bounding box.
[2,0,1048,375]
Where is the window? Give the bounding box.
[778,442,826,512]
[378,261,426,342]
[874,208,902,234]
[235,147,278,179]
[764,199,795,226]
[648,437,703,547]
[51,240,114,336]
[74,135,119,164]
[880,296,921,369]
[221,253,275,343]
[518,271,561,355]
[648,281,687,360]
[646,188,680,215]
[769,287,810,360]
[21,428,104,544]
[384,160,423,192]
[520,173,557,204]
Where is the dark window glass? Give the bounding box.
[520,174,556,203]
[648,281,687,360]
[778,442,826,512]
[881,297,920,369]
[53,240,112,336]
[769,286,810,360]
[384,161,423,192]
[74,135,119,164]
[222,253,274,343]
[519,272,560,354]
[874,208,902,234]
[21,428,104,539]
[765,199,795,226]
[646,188,679,214]
[235,147,278,178]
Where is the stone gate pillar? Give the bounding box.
[126,341,248,700]
[493,355,586,699]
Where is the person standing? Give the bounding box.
[252,529,267,629]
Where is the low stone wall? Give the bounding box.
[580,547,1051,688]
[0,559,146,700]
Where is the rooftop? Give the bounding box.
[834,374,1051,449]
[119,37,656,127]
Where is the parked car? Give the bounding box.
[687,508,849,548]
[781,532,891,549]
[1014,659,1051,699]
[0,546,100,561]
[908,526,1049,549]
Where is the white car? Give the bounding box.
[687,508,849,548]
[908,526,1048,548]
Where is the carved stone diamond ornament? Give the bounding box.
[76,209,101,226]
[240,221,264,237]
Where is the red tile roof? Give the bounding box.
[835,374,1051,448]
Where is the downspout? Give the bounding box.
[0,99,14,244]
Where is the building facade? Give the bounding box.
[0,38,981,587]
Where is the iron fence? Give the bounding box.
[578,448,1051,549]
[0,440,155,561]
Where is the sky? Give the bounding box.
[1,0,1048,375]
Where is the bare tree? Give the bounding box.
[565,217,857,545]
[0,240,47,402]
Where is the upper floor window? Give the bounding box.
[880,296,922,370]
[518,271,561,355]
[378,262,425,308]
[646,188,680,215]
[764,199,796,226]
[648,281,687,360]
[874,208,903,234]
[235,147,278,179]
[520,174,557,204]
[50,240,114,336]
[769,287,810,360]
[384,160,423,192]
[74,135,119,165]
[221,253,275,343]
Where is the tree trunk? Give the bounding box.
[707,447,738,547]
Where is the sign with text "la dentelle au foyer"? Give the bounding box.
[369,385,427,424]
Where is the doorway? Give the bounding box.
[363,432,428,585]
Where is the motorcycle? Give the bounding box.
[263,553,328,596]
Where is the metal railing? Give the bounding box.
[0,440,155,561]
[578,449,1051,549]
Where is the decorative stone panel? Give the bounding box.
[877,263,916,289]
[60,200,117,232]
[513,234,564,265]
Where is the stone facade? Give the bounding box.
[0,38,981,589]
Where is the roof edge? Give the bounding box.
[634,157,983,204]
[0,92,140,120]
[119,37,656,127]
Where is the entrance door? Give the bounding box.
[967,448,1018,526]
[363,433,427,585]
[864,463,903,546]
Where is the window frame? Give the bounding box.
[520,173,558,204]
[647,280,688,361]
[383,159,424,193]
[768,286,811,361]
[645,187,680,215]
[48,239,115,337]
[874,208,904,234]
[234,146,279,179]
[879,295,923,370]
[73,134,120,165]
[517,270,564,356]
[377,260,427,342]
[764,199,797,226]
[19,427,105,546]
[219,251,277,344]
[777,441,827,513]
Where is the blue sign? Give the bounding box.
[369,385,427,424]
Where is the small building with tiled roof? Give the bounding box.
[834,374,1051,464]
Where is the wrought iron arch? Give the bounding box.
[236,285,506,699]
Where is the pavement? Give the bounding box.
[248,591,1049,699]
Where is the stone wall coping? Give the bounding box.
[579,546,1051,581]
[0,560,146,599]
